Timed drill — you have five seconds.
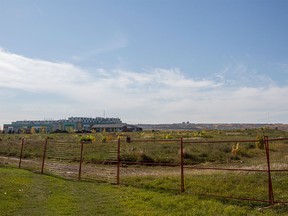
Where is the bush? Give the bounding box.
[138,152,154,163]
[121,152,138,162]
[183,151,205,164]
[164,134,173,139]
[255,135,265,149]
[102,137,107,143]
[80,135,95,142]
[121,151,155,163]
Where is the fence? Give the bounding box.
[182,137,288,205]
[0,136,287,206]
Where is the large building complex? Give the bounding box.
[2,116,142,133]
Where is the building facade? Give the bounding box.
[3,117,123,133]
[92,123,142,132]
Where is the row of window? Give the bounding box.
[11,117,122,125]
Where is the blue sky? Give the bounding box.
[1,0,288,126]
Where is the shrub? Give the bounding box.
[121,150,155,163]
[182,151,205,164]
[121,152,138,162]
[255,135,265,149]
[138,152,154,163]
[164,134,173,139]
[80,135,96,142]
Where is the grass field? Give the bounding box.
[1,129,288,215]
[1,128,288,165]
[1,166,288,216]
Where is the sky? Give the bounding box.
[1,0,288,127]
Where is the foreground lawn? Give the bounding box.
[0,166,287,215]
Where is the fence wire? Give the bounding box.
[44,140,80,179]
[0,135,287,206]
[268,139,288,203]
[0,138,21,166]
[80,140,118,183]
[182,138,288,204]
[119,139,181,191]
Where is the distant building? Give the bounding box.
[2,116,132,133]
[92,123,142,132]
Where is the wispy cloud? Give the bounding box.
[71,35,128,61]
[216,64,276,87]
[1,49,288,125]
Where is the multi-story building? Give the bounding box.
[3,116,123,133]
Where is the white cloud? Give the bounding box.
[1,49,288,126]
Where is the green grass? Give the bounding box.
[0,166,122,215]
[1,129,288,215]
[1,166,288,215]
[121,171,288,204]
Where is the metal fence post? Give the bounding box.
[264,136,274,205]
[180,138,185,193]
[78,141,84,181]
[117,138,121,185]
[41,138,48,174]
[19,138,25,168]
